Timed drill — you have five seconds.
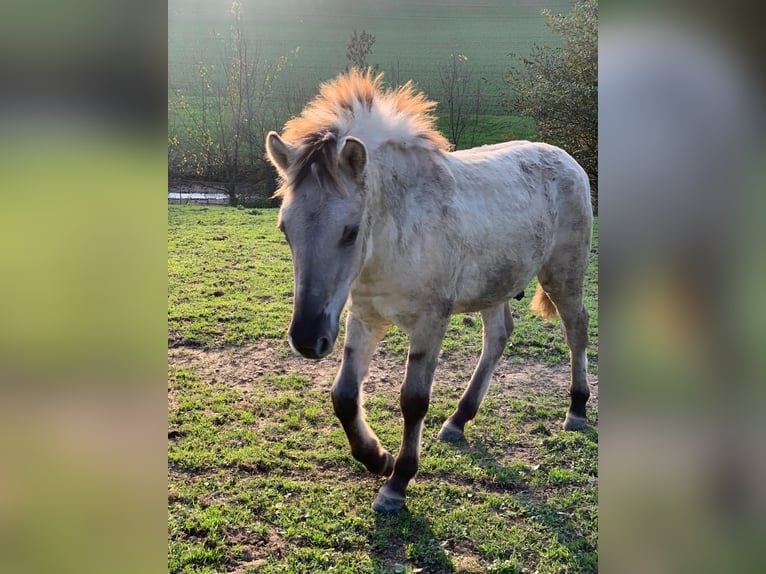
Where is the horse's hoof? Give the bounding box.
[372,485,405,514]
[437,420,464,442]
[563,412,587,431]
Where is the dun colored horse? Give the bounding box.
[266,69,593,513]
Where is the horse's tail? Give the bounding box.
[530,283,558,320]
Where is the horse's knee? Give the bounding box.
[491,335,509,359]
[578,307,589,334]
[331,385,359,423]
[562,306,588,350]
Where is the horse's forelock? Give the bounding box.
[283,68,449,151]
[272,68,451,199]
[278,130,343,198]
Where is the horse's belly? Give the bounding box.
[452,259,537,313]
[452,283,529,314]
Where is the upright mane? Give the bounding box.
[274,68,451,195]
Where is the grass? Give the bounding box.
[434,115,540,150]
[167,206,294,347]
[168,368,597,573]
[168,204,598,572]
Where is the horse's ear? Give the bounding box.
[338,136,367,183]
[265,131,295,175]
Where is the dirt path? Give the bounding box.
[168,339,598,414]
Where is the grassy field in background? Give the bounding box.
[168,205,598,572]
[168,0,572,154]
[168,0,570,98]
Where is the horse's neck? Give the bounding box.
[361,147,458,270]
[366,146,455,223]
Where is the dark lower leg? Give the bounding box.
[388,392,429,492]
[444,363,490,431]
[439,304,511,440]
[568,381,590,419]
[373,316,447,513]
[331,315,392,473]
[373,391,429,513]
[562,306,590,428]
[332,391,394,475]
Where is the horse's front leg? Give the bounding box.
[372,312,450,513]
[331,313,393,476]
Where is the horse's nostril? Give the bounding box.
[317,336,332,357]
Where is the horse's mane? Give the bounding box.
[275,68,450,196]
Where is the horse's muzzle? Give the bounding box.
[289,333,333,360]
[288,310,337,360]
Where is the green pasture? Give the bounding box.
[168,0,573,158]
[169,0,571,99]
[168,205,598,572]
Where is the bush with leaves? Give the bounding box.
[507,0,597,211]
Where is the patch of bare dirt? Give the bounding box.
[168,339,598,410]
[225,525,286,571]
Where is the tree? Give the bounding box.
[346,29,377,72]
[168,2,293,206]
[507,0,598,211]
[438,52,484,149]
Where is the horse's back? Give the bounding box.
[451,140,589,196]
[448,139,591,230]
[445,141,592,311]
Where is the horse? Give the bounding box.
[265,69,593,513]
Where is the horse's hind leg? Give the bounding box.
[438,302,513,442]
[331,313,393,476]
[559,301,590,430]
[537,273,591,431]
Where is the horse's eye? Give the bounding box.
[340,225,359,247]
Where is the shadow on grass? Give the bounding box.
[443,428,598,572]
[370,508,453,573]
